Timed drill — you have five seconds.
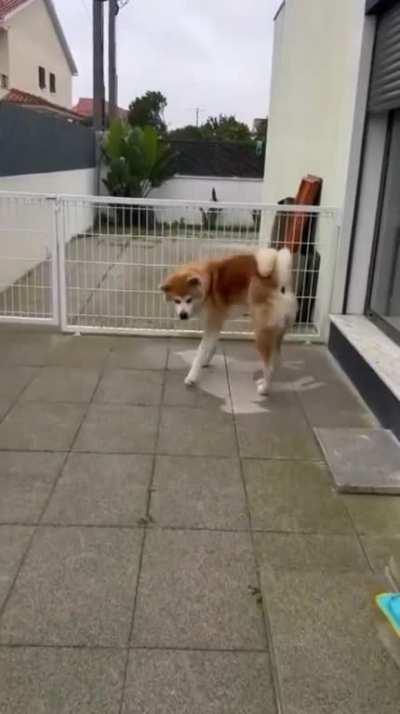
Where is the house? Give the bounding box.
[0,0,77,108]
[73,97,129,122]
[264,0,400,437]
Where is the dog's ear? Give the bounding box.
[159,282,171,293]
[187,275,201,287]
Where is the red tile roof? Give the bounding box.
[3,88,83,120]
[0,0,30,20]
[73,97,129,120]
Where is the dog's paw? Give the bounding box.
[257,379,269,396]
[184,375,196,387]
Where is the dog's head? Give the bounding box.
[160,270,207,320]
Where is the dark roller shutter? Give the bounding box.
[369,2,400,113]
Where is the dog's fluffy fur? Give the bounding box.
[161,247,297,394]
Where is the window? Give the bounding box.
[38,66,46,89]
[0,74,8,89]
[49,72,56,94]
[367,110,400,344]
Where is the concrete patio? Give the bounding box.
[0,327,399,713]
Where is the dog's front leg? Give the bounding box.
[185,332,219,386]
[201,339,218,367]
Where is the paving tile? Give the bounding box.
[158,406,236,457]
[163,368,230,410]
[167,338,216,370]
[0,330,56,366]
[298,381,376,428]
[235,392,321,459]
[259,568,400,714]
[275,344,353,384]
[43,453,152,525]
[106,337,168,370]
[74,404,159,453]
[316,428,400,493]
[344,494,400,535]
[122,650,275,714]
[21,367,100,403]
[254,532,367,574]
[0,452,65,523]
[0,526,142,646]
[0,367,37,401]
[224,342,345,386]
[0,526,33,610]
[94,369,163,405]
[244,459,353,533]
[132,529,265,649]
[47,335,113,367]
[0,402,85,451]
[151,456,248,529]
[361,535,400,575]
[0,647,125,714]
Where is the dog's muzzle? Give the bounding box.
[179,312,189,320]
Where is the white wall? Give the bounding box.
[263,0,366,209]
[6,0,72,107]
[149,175,263,226]
[0,168,95,290]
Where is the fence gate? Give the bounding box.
[56,195,339,342]
[0,192,59,326]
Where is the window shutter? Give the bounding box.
[369,2,400,113]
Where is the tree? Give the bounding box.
[201,114,251,142]
[168,124,205,141]
[128,91,167,136]
[102,120,175,198]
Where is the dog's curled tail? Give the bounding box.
[256,247,293,288]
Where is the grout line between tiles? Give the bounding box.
[117,347,169,714]
[223,351,284,714]
[0,642,268,653]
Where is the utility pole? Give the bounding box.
[108,0,118,123]
[93,0,105,132]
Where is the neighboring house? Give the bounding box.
[264,0,400,436]
[73,97,129,122]
[0,0,77,107]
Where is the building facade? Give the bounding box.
[264,0,400,436]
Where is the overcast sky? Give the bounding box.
[53,0,282,128]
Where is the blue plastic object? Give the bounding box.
[376,593,400,637]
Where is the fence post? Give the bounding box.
[319,211,341,342]
[54,197,67,331]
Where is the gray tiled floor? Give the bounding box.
[0,329,399,714]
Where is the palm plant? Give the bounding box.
[102,120,175,198]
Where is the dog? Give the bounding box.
[160,247,297,395]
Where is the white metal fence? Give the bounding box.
[0,192,339,341]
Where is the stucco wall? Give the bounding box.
[149,175,263,226]
[0,168,95,290]
[263,0,366,209]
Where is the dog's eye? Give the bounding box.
[174,299,181,305]
[186,297,192,304]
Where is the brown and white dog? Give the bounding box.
[160,248,297,395]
